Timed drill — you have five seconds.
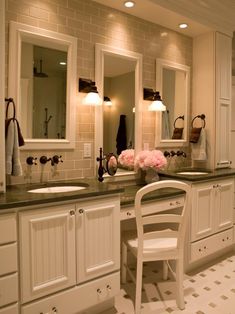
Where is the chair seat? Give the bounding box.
[125,235,178,259]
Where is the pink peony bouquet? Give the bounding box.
[118,149,135,170]
[134,149,167,171]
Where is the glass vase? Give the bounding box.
[145,168,159,184]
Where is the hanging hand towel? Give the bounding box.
[191,128,207,161]
[189,127,202,143]
[172,128,184,139]
[5,119,23,176]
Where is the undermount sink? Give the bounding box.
[28,186,87,193]
[176,171,209,175]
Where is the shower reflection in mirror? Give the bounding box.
[21,44,67,139]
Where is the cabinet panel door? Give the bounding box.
[216,32,232,101]
[215,100,231,168]
[191,184,214,241]
[215,180,234,231]
[19,205,76,303]
[77,197,120,283]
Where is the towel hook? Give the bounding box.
[191,114,206,128]
[173,115,184,128]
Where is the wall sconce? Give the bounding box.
[104,96,112,106]
[79,78,102,106]
[143,88,166,111]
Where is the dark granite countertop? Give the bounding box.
[0,178,124,210]
[1,168,234,211]
[159,168,235,182]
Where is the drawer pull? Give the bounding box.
[107,284,112,291]
[79,209,84,214]
[204,246,207,249]
[127,212,132,216]
[176,201,181,205]
[69,210,75,216]
[97,288,102,294]
[52,307,58,313]
[170,202,174,206]
[199,248,202,252]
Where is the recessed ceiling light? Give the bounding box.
[59,61,66,65]
[124,1,135,8]
[179,23,188,29]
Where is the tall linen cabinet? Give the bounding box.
[192,31,232,169]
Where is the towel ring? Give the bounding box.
[173,115,184,128]
[5,97,16,119]
[191,114,206,128]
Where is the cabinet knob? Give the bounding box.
[107,284,112,291]
[127,211,132,216]
[79,209,84,214]
[170,202,174,206]
[70,210,75,216]
[176,201,181,205]
[97,288,102,294]
[52,307,58,313]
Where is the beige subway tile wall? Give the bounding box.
[5,0,192,185]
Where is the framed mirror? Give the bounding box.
[95,44,142,174]
[8,21,77,149]
[155,58,190,147]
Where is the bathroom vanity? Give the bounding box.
[0,169,235,313]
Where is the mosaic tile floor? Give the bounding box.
[102,253,235,314]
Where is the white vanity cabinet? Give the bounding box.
[19,195,120,313]
[19,204,76,303]
[0,214,19,313]
[189,178,234,263]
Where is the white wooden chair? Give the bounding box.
[121,180,191,313]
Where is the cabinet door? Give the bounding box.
[215,179,234,232]
[19,204,76,303]
[77,196,120,283]
[191,183,214,241]
[215,32,232,168]
[215,99,231,168]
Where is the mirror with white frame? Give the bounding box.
[8,21,77,149]
[155,58,190,147]
[95,44,143,173]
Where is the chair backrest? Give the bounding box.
[134,180,191,253]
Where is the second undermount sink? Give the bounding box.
[176,171,209,175]
[28,185,87,193]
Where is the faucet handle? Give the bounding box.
[52,155,63,165]
[40,156,51,164]
[26,156,37,165]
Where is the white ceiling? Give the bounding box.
[93,0,235,37]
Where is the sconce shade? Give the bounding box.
[143,88,166,111]
[79,77,102,106]
[104,96,112,106]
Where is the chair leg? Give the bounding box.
[175,258,185,310]
[121,241,127,284]
[135,258,143,314]
[163,260,168,280]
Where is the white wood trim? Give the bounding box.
[8,21,77,150]
[0,1,5,191]
[95,44,143,175]
[155,58,190,148]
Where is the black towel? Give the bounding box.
[172,128,183,139]
[116,114,127,155]
[189,127,202,143]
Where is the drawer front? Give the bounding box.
[190,228,233,263]
[120,196,184,221]
[0,214,16,245]
[21,271,120,314]
[0,243,17,276]
[0,304,19,314]
[0,274,18,307]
